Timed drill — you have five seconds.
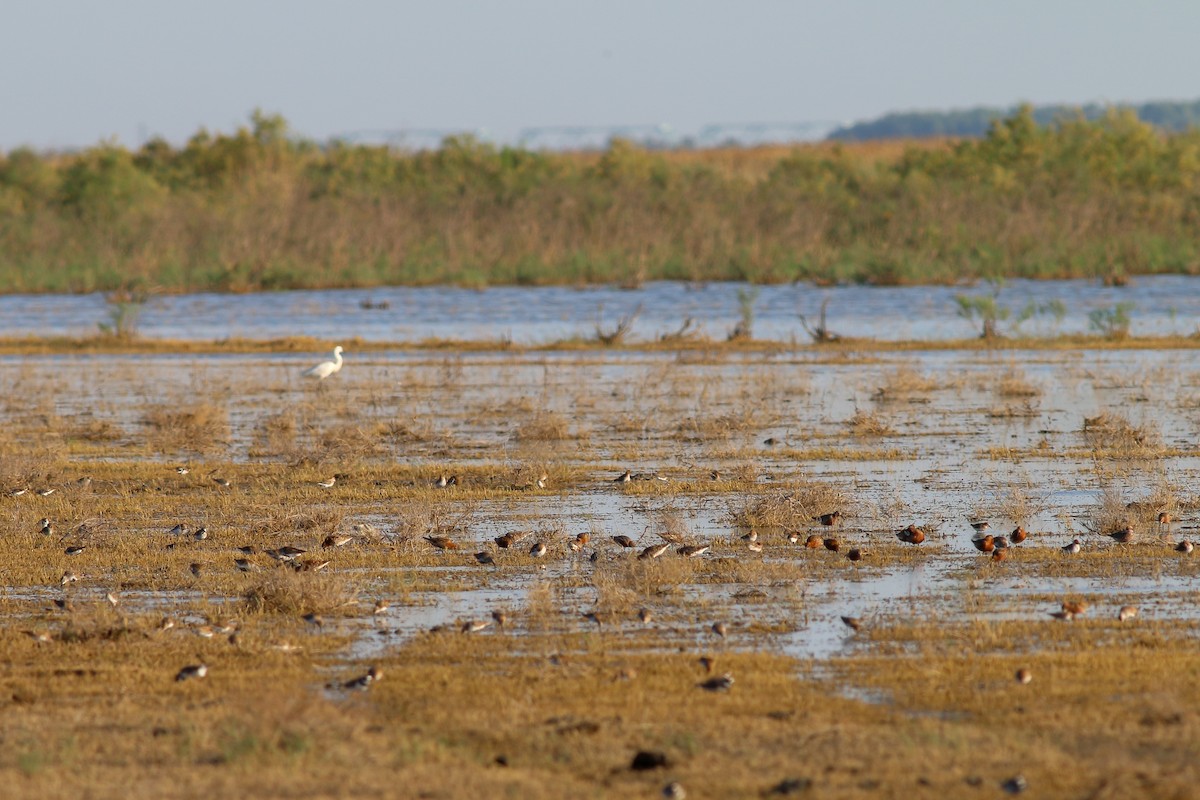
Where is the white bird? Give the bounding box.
[302,346,344,381]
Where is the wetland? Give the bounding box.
[2,306,1200,798]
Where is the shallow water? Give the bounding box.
[2,276,1197,343]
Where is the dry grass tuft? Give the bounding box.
[872,365,938,402]
[997,485,1044,526]
[143,402,229,455]
[1081,411,1161,453]
[514,411,577,442]
[845,409,894,437]
[996,368,1041,398]
[243,570,357,615]
[730,483,852,529]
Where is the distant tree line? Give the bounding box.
[828,98,1200,141]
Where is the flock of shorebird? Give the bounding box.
[13,452,1192,697]
[13,459,1191,691]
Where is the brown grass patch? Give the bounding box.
[143,402,230,455]
[243,570,358,615]
[845,409,894,437]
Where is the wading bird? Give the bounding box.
[302,345,344,381]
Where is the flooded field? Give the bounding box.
[2,341,1200,798]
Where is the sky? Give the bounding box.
[3,0,1200,150]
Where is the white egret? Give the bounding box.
[303,346,344,380]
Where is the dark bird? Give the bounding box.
[697,674,734,692]
[815,511,842,527]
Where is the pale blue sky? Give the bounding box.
[3,0,1199,149]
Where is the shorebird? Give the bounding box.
[491,610,508,628]
[697,673,734,692]
[747,541,763,553]
[805,534,823,549]
[36,518,50,530]
[1061,600,1088,617]
[292,558,331,572]
[168,523,186,536]
[52,598,74,612]
[1062,538,1082,554]
[710,470,722,481]
[316,477,336,489]
[303,613,323,628]
[59,571,78,586]
[741,530,758,543]
[638,608,653,624]
[993,536,1009,549]
[64,545,85,556]
[266,546,307,562]
[8,488,27,496]
[176,466,189,475]
[1015,668,1032,685]
[969,520,990,533]
[189,563,202,578]
[663,782,687,800]
[677,545,709,557]
[424,535,457,551]
[302,345,344,380]
[846,548,866,562]
[822,537,839,552]
[373,599,390,616]
[786,531,800,544]
[1108,525,1135,544]
[1175,540,1194,554]
[614,470,632,483]
[234,558,254,572]
[612,535,637,549]
[1010,526,1028,544]
[529,541,547,558]
[711,622,727,638]
[193,527,208,541]
[972,534,995,553]
[175,663,208,682]
[638,543,670,560]
[158,617,176,633]
[816,511,842,527]
[24,630,53,644]
[237,545,260,555]
[434,474,458,488]
[105,592,119,607]
[840,616,862,631]
[343,666,381,691]
[322,534,353,548]
[698,656,716,674]
[1049,610,1075,621]
[991,549,1007,563]
[896,525,926,544]
[1118,605,1138,621]
[474,551,495,565]
[581,611,607,627]
[494,532,523,548]
[39,521,54,536]
[36,488,55,497]
[461,619,490,633]
[536,473,548,489]
[211,477,231,488]
[1158,511,1172,525]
